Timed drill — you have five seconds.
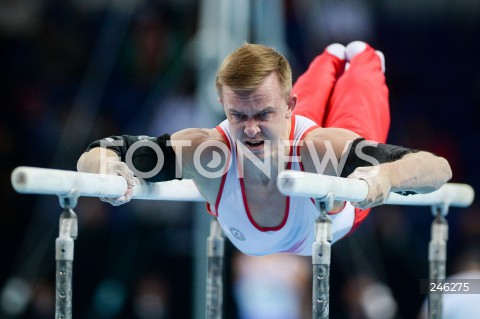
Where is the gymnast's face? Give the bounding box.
[220,73,296,157]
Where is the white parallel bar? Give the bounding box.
[278,170,369,202]
[11,166,204,202]
[12,167,475,207]
[278,170,475,208]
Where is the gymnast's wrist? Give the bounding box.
[379,161,400,192]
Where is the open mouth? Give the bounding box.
[244,140,265,150]
[245,140,264,147]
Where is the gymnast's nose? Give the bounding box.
[244,120,260,137]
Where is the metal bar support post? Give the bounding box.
[428,204,449,319]
[312,194,335,319]
[206,218,225,319]
[55,196,78,319]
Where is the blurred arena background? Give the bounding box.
[1,0,479,318]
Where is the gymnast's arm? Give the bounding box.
[76,128,221,205]
[340,137,452,208]
[302,128,452,209]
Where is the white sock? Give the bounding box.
[345,41,367,61]
[326,43,346,60]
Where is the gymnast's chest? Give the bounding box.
[216,193,317,255]
[243,183,287,228]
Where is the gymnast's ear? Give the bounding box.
[286,94,297,118]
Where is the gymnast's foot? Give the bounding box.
[345,41,385,73]
[326,43,346,60]
[345,41,367,61]
[375,50,385,73]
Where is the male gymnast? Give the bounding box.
[77,41,452,256]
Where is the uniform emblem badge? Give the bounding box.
[229,227,246,241]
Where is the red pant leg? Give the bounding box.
[325,45,390,143]
[292,50,346,126]
[293,44,391,236]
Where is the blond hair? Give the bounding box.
[215,43,292,100]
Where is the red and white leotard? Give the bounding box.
[207,115,355,256]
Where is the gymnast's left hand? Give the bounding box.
[347,165,391,209]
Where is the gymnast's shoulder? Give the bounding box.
[171,127,225,147]
[170,128,227,179]
[300,126,361,153]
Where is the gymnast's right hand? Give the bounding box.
[77,147,136,206]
